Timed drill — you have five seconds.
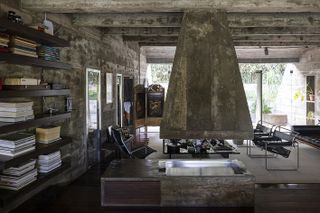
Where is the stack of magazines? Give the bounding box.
[9,36,38,58]
[0,101,34,123]
[38,151,62,174]
[0,132,35,157]
[0,159,37,190]
[37,45,60,61]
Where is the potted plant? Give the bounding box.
[307,85,315,101]
[307,111,314,120]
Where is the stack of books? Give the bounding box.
[37,45,60,61]
[9,36,38,58]
[0,159,37,190]
[0,132,35,157]
[4,77,40,86]
[38,151,62,174]
[36,126,61,144]
[0,33,9,53]
[0,101,34,123]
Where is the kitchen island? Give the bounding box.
[101,159,255,207]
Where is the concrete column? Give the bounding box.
[256,70,262,123]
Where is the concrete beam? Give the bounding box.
[22,0,320,13]
[104,27,181,36]
[73,13,182,27]
[147,58,174,63]
[125,35,320,46]
[147,57,300,64]
[139,42,318,47]
[237,58,300,63]
[73,13,320,28]
[105,27,320,36]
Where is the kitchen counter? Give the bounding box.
[101,159,255,207]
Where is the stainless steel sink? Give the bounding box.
[163,160,245,176]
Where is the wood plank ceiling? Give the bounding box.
[22,0,320,63]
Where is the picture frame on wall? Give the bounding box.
[106,73,113,104]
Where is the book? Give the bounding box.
[0,110,33,118]
[37,137,61,145]
[0,132,35,143]
[11,45,37,51]
[10,48,38,57]
[0,106,33,112]
[9,40,38,49]
[36,126,61,143]
[0,114,34,123]
[0,145,35,157]
[4,78,40,86]
[38,151,61,161]
[0,168,37,191]
[0,139,35,149]
[0,47,9,53]
[0,176,37,191]
[10,36,37,46]
[38,161,61,174]
[0,132,35,142]
[0,101,33,108]
[1,159,36,176]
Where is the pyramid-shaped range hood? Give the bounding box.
[160,10,253,140]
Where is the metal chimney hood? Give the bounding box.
[160,10,253,140]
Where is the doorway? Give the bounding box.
[86,68,101,167]
[123,77,134,127]
[116,74,123,127]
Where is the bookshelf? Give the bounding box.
[0,53,72,70]
[0,137,72,170]
[0,89,70,98]
[0,112,71,134]
[0,18,69,47]
[0,18,73,212]
[0,162,70,207]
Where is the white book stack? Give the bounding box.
[0,159,37,191]
[0,132,36,157]
[38,151,62,174]
[0,101,34,123]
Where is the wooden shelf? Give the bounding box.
[0,162,70,207]
[0,53,72,70]
[0,137,72,170]
[0,89,70,98]
[0,112,71,135]
[0,18,69,47]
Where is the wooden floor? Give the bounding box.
[12,164,320,213]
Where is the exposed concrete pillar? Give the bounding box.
[160,10,253,140]
[256,70,263,123]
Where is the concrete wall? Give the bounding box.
[0,1,146,180]
[274,64,306,125]
[275,48,320,126]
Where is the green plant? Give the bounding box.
[293,89,305,102]
[307,84,314,96]
[307,111,314,120]
[250,100,272,114]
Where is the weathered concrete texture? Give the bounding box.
[161,176,255,207]
[74,13,320,28]
[101,159,255,207]
[160,10,253,140]
[0,1,146,182]
[21,0,320,13]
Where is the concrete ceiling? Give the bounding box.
[144,46,308,63]
[21,0,320,62]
